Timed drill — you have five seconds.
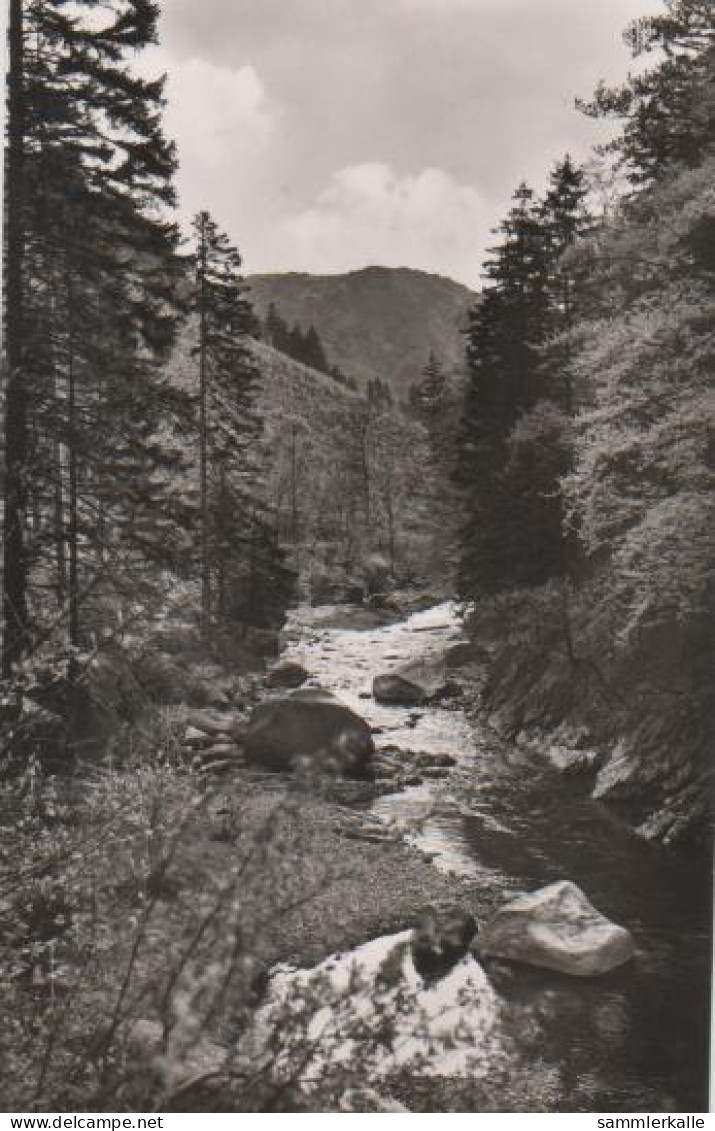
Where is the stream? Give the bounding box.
[280,602,712,1112]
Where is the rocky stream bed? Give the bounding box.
[175,601,710,1111]
[266,602,711,1113]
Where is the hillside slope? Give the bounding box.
[247,266,473,400]
[167,327,451,598]
[252,340,449,595]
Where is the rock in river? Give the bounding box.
[265,660,310,690]
[339,1089,410,1112]
[239,694,374,777]
[412,905,477,977]
[476,880,635,977]
[373,657,450,706]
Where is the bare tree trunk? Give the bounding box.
[290,422,299,542]
[66,301,79,650]
[359,407,372,534]
[2,0,30,677]
[216,466,227,619]
[54,435,67,604]
[559,268,579,583]
[66,305,81,757]
[198,212,211,637]
[384,477,396,574]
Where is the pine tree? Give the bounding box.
[409,352,450,487]
[286,324,308,366]
[412,352,446,417]
[455,183,552,595]
[542,158,589,329]
[2,0,30,676]
[303,325,330,374]
[577,0,715,182]
[2,0,182,672]
[264,302,289,351]
[366,377,393,410]
[190,211,289,636]
[455,164,591,598]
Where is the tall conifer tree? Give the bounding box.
[3,0,30,675]
[191,211,276,635]
[578,0,714,182]
[455,163,590,598]
[455,183,551,594]
[2,0,183,670]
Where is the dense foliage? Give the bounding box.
[189,213,294,633]
[3,0,184,675]
[1,2,297,756]
[455,0,714,844]
[254,341,444,599]
[455,159,589,594]
[1,0,712,1115]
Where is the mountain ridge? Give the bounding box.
[247,265,474,400]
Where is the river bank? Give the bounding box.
[1,602,710,1113]
[272,601,711,1112]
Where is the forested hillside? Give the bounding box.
[254,341,452,596]
[0,0,709,845]
[168,321,453,602]
[0,0,712,1116]
[454,1,714,846]
[247,266,472,400]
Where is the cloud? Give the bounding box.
[142,49,282,239]
[164,56,277,160]
[135,0,660,277]
[272,164,489,285]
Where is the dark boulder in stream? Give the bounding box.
[476,880,636,977]
[411,905,477,977]
[239,694,374,777]
[373,672,425,706]
[265,659,310,689]
[373,657,455,705]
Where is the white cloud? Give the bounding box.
[272,164,489,285]
[142,48,281,241]
[164,56,277,164]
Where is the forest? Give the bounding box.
[0,0,712,1116]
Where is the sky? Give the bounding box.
[3,0,663,287]
[152,0,661,286]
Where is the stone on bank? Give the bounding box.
[238,693,374,776]
[476,880,635,977]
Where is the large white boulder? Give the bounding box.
[476,881,635,977]
[254,930,502,1081]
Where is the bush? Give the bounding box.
[463,578,712,846]
[0,715,503,1112]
